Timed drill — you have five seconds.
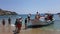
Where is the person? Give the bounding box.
[14,19,18,32]
[16,17,22,34]
[45,15,48,21]
[27,13,31,22]
[8,17,11,25]
[2,19,5,26]
[48,14,53,21]
[46,14,53,21]
[51,14,53,21]
[35,12,40,20]
[25,18,27,29]
[15,19,18,27]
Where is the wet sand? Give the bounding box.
[0,24,60,34]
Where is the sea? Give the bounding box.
[0,14,60,31]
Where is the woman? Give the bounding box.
[16,17,22,33]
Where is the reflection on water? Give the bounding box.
[2,26,5,32]
[7,25,11,32]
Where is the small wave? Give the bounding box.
[11,24,15,27]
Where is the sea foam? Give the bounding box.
[11,24,15,27]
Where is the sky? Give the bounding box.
[0,0,60,14]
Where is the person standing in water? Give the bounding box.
[8,17,11,25]
[27,14,31,20]
[16,17,22,34]
[27,13,31,22]
[2,19,5,32]
[2,19,5,26]
[25,18,27,29]
[14,19,18,32]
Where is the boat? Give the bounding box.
[27,18,55,28]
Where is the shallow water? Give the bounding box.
[0,14,60,31]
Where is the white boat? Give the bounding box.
[27,18,55,28]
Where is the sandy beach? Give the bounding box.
[0,23,60,34]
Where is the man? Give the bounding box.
[8,17,11,25]
[25,18,27,29]
[35,12,40,20]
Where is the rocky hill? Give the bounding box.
[0,9,18,15]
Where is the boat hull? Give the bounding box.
[27,19,54,28]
